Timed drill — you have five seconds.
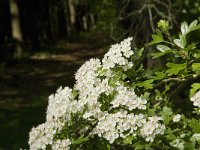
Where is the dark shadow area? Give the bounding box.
[0,35,110,149]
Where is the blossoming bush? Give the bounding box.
[29,20,200,149]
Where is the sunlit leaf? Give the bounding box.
[149,31,164,45]
[72,135,89,145]
[174,39,184,48]
[188,119,200,133]
[151,50,172,58]
[192,63,200,74]
[156,45,171,52]
[190,83,200,96]
[153,71,166,80]
[159,106,173,125]
[136,79,154,89]
[166,63,186,76]
[181,21,189,35]
[189,20,198,30]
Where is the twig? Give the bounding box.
[148,6,155,32]
[154,77,186,88]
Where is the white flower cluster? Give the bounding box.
[75,58,113,120]
[91,110,146,143]
[46,87,78,121]
[75,58,101,94]
[190,90,200,109]
[173,114,181,122]
[102,37,133,69]
[29,37,166,149]
[140,116,166,142]
[111,85,147,110]
[29,121,64,150]
[29,87,74,149]
[52,139,71,150]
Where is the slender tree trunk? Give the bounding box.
[48,3,59,42]
[9,0,23,59]
[63,0,71,34]
[68,0,76,30]
[82,16,88,30]
[90,13,95,27]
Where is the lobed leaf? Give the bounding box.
[166,63,186,76]
[192,63,200,74]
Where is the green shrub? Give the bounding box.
[29,19,200,149]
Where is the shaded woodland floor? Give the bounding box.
[0,34,111,149]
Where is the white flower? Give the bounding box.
[46,86,79,122]
[140,116,165,142]
[190,91,200,108]
[52,139,71,150]
[102,37,133,69]
[173,114,181,122]
[75,58,101,93]
[91,110,146,143]
[111,85,147,110]
[29,120,64,150]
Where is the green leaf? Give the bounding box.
[136,79,154,89]
[148,108,156,116]
[180,35,187,48]
[133,142,145,149]
[174,34,187,49]
[153,71,166,80]
[72,135,89,145]
[174,39,184,48]
[156,45,171,52]
[149,31,164,45]
[188,119,200,133]
[138,47,144,58]
[96,139,110,150]
[166,63,186,76]
[151,50,172,58]
[189,24,200,32]
[188,19,200,32]
[159,106,173,125]
[181,21,189,35]
[123,135,135,144]
[72,89,78,99]
[184,141,195,150]
[166,128,177,141]
[193,52,200,58]
[192,63,200,74]
[190,83,200,96]
[189,20,198,31]
[183,42,196,51]
[170,139,185,150]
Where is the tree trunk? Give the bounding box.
[62,0,71,34]
[68,0,76,30]
[90,13,95,27]
[82,16,88,30]
[48,3,59,42]
[9,0,23,59]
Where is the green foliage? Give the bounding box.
[71,135,89,145]
[159,106,173,125]
[192,63,200,74]
[190,83,200,96]
[166,63,186,76]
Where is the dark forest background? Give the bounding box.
[0,0,200,149]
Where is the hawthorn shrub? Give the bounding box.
[29,20,200,150]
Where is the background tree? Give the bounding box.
[9,0,23,59]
